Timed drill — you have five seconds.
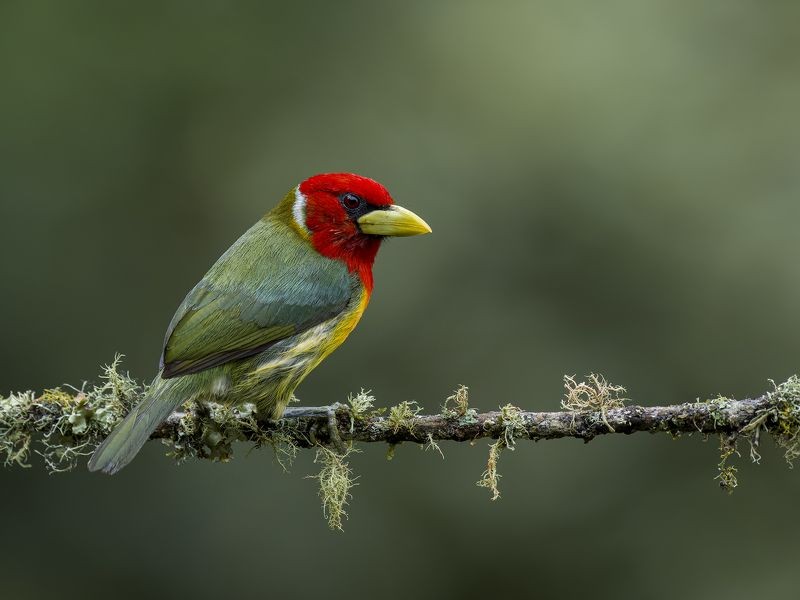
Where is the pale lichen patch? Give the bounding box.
[424,433,444,459]
[476,439,503,500]
[0,354,138,472]
[346,389,376,433]
[308,445,359,531]
[388,400,422,435]
[442,385,469,418]
[476,403,525,500]
[562,373,627,432]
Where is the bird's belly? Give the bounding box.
[233,289,370,416]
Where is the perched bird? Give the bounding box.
[88,173,431,474]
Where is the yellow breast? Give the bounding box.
[250,287,370,379]
[320,287,370,358]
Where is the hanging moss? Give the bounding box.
[308,445,359,531]
[476,403,525,500]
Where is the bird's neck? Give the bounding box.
[269,194,379,293]
[310,231,379,293]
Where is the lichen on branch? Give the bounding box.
[0,355,138,471]
[3,359,800,530]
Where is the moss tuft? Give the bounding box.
[308,445,359,531]
[0,354,139,472]
[346,389,376,433]
[704,376,800,492]
[263,428,300,472]
[387,400,422,435]
[562,373,627,432]
[0,391,35,467]
[764,376,800,466]
[442,384,478,425]
[498,403,526,449]
[476,403,525,500]
[442,385,469,418]
[701,395,731,429]
[716,436,739,493]
[476,439,503,500]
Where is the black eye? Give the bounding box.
[341,193,362,210]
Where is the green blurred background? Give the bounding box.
[2,1,799,598]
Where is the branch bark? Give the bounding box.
[5,366,798,530]
[153,395,770,448]
[2,365,797,474]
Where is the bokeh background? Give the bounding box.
[2,1,799,598]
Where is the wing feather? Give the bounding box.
[159,218,353,378]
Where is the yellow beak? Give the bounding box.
[357,205,432,237]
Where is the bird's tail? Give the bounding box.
[88,376,183,475]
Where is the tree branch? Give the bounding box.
[153,395,770,447]
[3,358,800,529]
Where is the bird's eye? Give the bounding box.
[341,193,362,210]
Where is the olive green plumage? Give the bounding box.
[88,193,364,475]
[88,172,432,475]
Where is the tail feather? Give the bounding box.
[88,381,182,474]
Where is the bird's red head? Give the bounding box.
[293,173,431,291]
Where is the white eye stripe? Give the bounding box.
[293,187,310,235]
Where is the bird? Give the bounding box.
[88,173,431,474]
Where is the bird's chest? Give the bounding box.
[240,288,370,399]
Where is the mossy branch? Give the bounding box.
[1,365,797,465]
[3,358,800,528]
[152,391,780,447]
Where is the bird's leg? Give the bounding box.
[326,403,347,454]
[283,401,347,453]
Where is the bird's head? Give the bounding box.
[283,173,431,290]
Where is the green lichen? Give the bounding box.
[764,376,800,466]
[385,443,397,461]
[701,395,731,429]
[498,403,526,448]
[476,403,525,500]
[167,400,246,463]
[387,400,422,435]
[442,384,478,425]
[704,376,800,493]
[716,436,739,493]
[261,427,300,472]
[476,439,503,500]
[346,389,376,433]
[442,385,469,418]
[308,445,359,531]
[166,400,301,467]
[0,354,139,472]
[0,391,35,467]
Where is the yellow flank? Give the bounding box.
[322,287,371,357]
[244,287,370,418]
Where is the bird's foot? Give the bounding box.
[320,403,347,454]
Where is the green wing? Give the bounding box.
[159,218,353,378]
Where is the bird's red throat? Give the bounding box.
[308,228,380,293]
